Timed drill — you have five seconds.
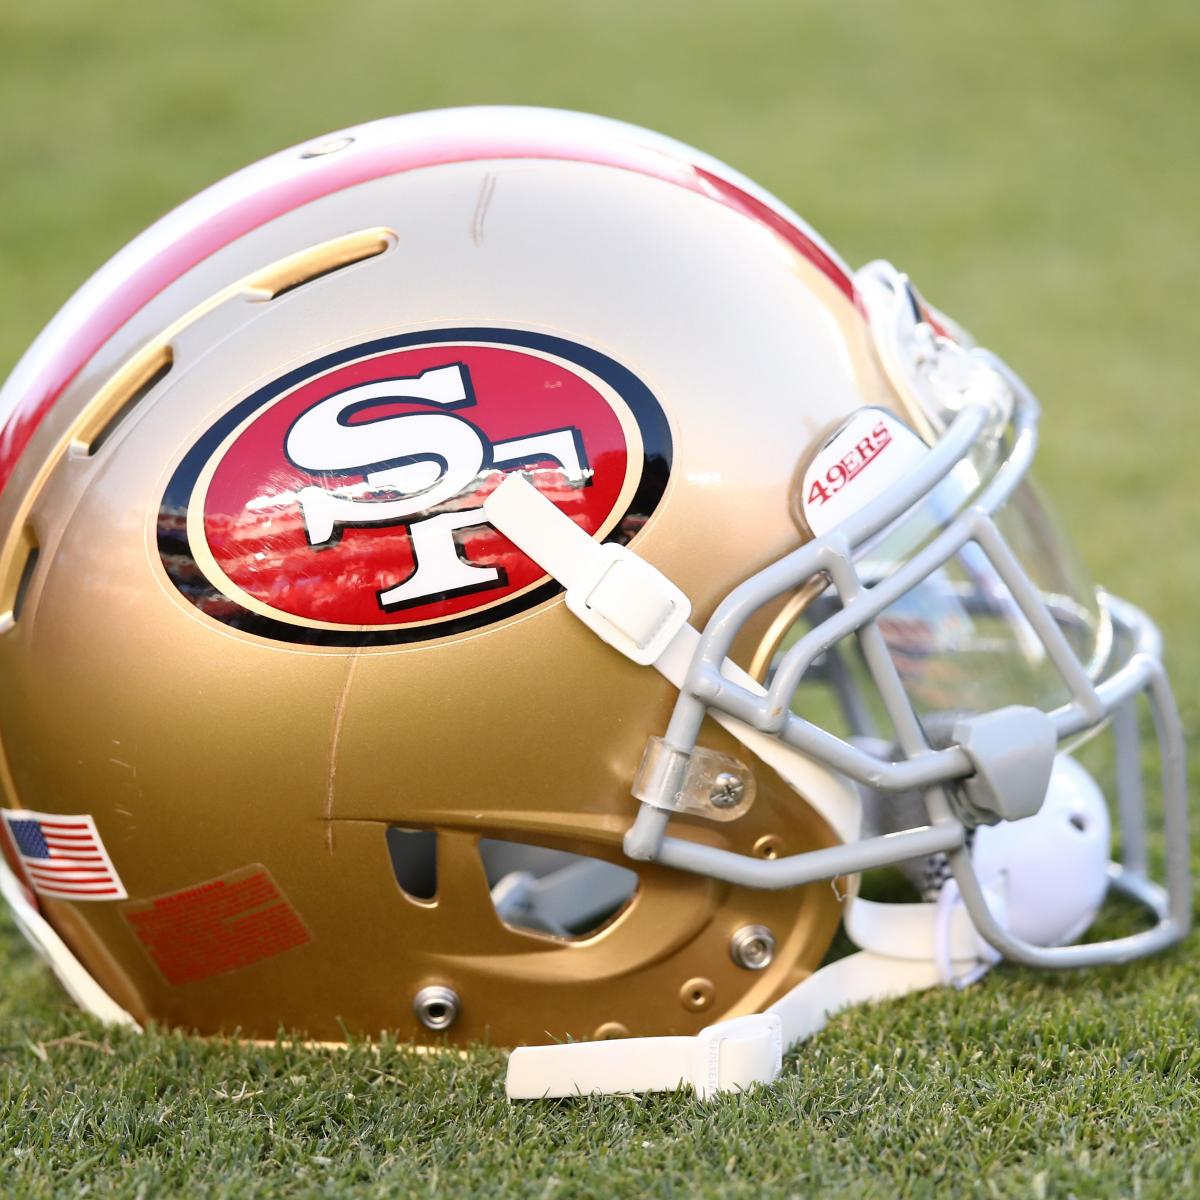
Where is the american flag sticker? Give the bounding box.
[1,809,127,901]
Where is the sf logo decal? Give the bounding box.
[160,331,671,646]
[286,362,589,608]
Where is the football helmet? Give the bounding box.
[0,107,1187,1099]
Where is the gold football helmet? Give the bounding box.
[0,108,1187,1099]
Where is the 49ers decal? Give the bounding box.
[158,330,672,645]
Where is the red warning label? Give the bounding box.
[123,865,310,986]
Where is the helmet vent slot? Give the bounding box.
[250,228,393,301]
[386,827,438,904]
[480,838,639,940]
[72,345,174,458]
[12,542,38,626]
[0,525,40,632]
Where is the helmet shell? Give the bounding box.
[0,109,891,1043]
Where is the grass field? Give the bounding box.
[1,2,1198,1196]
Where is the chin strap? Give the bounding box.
[507,1011,784,1101]
[0,857,140,1029]
[507,890,1005,1098]
[485,476,1005,1099]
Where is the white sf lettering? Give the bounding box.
[284,362,590,608]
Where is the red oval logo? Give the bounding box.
[159,330,672,645]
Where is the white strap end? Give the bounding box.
[0,859,140,1029]
[505,1034,694,1100]
[484,472,588,588]
[505,1013,782,1100]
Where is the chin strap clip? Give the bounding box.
[485,474,691,665]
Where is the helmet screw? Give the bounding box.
[593,1021,630,1040]
[413,985,460,1031]
[710,772,745,809]
[679,977,715,1012]
[729,924,776,971]
[753,834,784,860]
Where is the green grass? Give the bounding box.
[1,1,1198,1195]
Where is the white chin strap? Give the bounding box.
[0,857,139,1029]
[486,475,1011,1100]
[506,897,1003,1099]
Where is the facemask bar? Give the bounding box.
[623,286,1189,970]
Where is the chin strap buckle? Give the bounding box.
[565,542,692,666]
[484,473,691,666]
[693,1013,784,1099]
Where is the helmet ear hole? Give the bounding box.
[480,838,638,939]
[387,827,438,903]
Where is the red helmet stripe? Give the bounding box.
[0,131,855,498]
